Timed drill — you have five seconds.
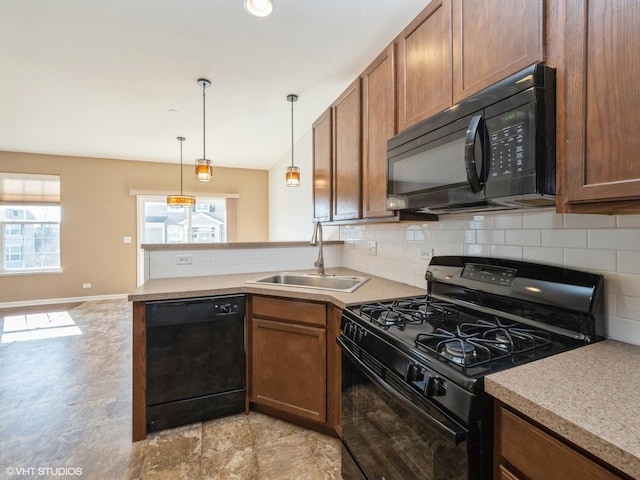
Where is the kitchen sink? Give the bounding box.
[247,273,369,293]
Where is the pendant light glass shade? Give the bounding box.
[285,165,300,186]
[167,194,196,207]
[195,158,212,182]
[196,78,213,182]
[286,94,300,187]
[167,137,195,207]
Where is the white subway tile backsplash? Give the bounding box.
[564,248,617,272]
[464,214,491,230]
[602,272,640,297]
[522,247,564,266]
[441,243,464,255]
[432,230,453,243]
[506,229,541,246]
[606,315,640,345]
[490,245,523,260]
[616,214,640,228]
[617,295,640,321]
[564,214,616,229]
[541,229,588,248]
[491,212,523,229]
[617,251,640,274]
[477,229,505,245]
[522,210,563,229]
[589,229,640,251]
[452,229,476,244]
[464,244,491,256]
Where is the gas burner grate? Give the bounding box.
[415,318,553,368]
[358,297,457,331]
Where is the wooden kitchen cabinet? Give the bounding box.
[451,0,542,104]
[556,0,640,213]
[312,108,332,223]
[494,403,628,480]
[248,295,341,434]
[396,0,453,132]
[362,44,396,219]
[332,78,362,221]
[396,0,543,132]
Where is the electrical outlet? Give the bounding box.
[419,248,434,261]
[123,236,132,244]
[82,283,92,289]
[176,255,192,265]
[346,240,355,250]
[367,241,377,256]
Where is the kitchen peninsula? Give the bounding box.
[128,266,425,441]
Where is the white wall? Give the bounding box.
[340,209,640,346]
[269,129,339,241]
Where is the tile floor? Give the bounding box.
[0,299,341,479]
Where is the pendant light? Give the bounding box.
[167,137,195,207]
[285,93,300,187]
[195,78,213,182]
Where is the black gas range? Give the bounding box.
[338,256,604,480]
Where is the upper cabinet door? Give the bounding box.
[558,0,640,213]
[362,45,396,219]
[452,0,543,104]
[332,78,362,221]
[312,108,332,223]
[396,0,453,132]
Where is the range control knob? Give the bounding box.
[425,376,447,397]
[405,363,424,382]
[354,326,366,343]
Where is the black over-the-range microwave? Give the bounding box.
[386,63,556,214]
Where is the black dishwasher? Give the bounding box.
[145,294,245,432]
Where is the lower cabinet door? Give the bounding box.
[251,318,327,423]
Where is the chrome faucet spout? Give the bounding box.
[310,221,325,275]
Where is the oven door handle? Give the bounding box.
[337,335,467,446]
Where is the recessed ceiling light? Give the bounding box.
[244,0,274,17]
[169,109,178,114]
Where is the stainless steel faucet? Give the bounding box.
[310,221,325,275]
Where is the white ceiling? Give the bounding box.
[1,0,429,170]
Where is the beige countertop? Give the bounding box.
[140,241,343,251]
[486,339,640,478]
[128,267,426,308]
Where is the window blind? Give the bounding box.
[0,172,60,204]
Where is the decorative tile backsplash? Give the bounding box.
[340,210,640,346]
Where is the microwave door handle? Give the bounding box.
[464,115,490,193]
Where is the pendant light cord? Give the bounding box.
[202,84,206,161]
[179,137,184,195]
[290,97,294,168]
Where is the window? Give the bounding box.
[141,197,227,244]
[1,206,61,272]
[0,173,61,274]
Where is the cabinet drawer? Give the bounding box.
[252,296,326,327]
[498,407,621,480]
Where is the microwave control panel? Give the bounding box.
[488,108,530,178]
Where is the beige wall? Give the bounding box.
[0,151,269,303]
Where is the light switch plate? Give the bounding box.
[419,248,433,262]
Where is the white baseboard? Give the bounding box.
[0,294,129,309]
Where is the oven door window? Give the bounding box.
[341,351,470,480]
